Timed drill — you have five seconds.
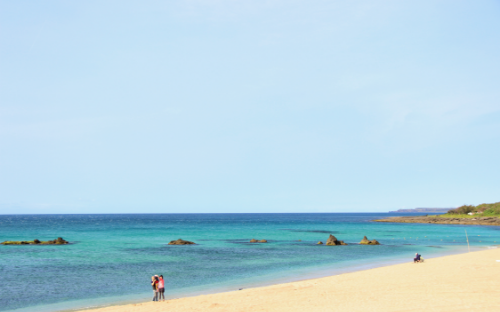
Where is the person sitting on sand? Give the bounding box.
[158,275,165,301]
[414,253,421,263]
[151,276,158,301]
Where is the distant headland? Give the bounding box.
[378,202,500,226]
[389,208,453,213]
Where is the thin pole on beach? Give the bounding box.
[465,230,470,252]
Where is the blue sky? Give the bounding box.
[1,1,499,213]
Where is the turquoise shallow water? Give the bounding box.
[1,213,499,312]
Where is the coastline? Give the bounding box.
[4,244,479,312]
[79,247,500,312]
[70,247,500,312]
[374,215,500,226]
[3,213,500,312]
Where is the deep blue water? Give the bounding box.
[1,213,499,312]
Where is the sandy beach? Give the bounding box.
[81,248,500,312]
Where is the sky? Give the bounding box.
[0,0,499,214]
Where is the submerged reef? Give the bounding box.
[249,239,267,243]
[1,237,69,245]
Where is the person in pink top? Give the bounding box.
[158,275,165,301]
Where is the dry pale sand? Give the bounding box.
[83,248,500,312]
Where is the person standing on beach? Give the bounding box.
[158,275,165,301]
[151,276,158,301]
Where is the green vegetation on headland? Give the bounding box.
[1,237,69,245]
[444,202,500,216]
[374,202,500,226]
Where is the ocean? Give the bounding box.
[1,213,499,312]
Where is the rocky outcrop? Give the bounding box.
[55,237,67,244]
[359,236,380,245]
[168,239,195,245]
[374,216,500,226]
[258,239,267,243]
[317,241,323,245]
[325,234,347,246]
[1,237,69,245]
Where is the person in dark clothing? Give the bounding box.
[151,276,159,301]
[414,253,421,263]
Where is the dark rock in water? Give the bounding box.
[317,241,323,245]
[326,234,347,246]
[258,239,267,243]
[33,239,41,244]
[56,237,67,244]
[359,236,380,245]
[168,239,196,245]
[45,237,68,245]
